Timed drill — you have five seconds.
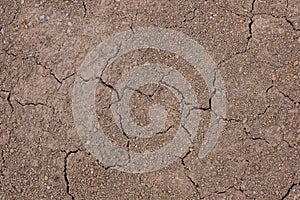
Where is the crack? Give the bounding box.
[266,80,299,104]
[244,127,270,145]
[99,42,123,79]
[33,57,62,85]
[218,0,256,66]
[251,12,299,32]
[284,17,299,31]
[215,185,234,194]
[182,8,197,22]
[247,0,255,49]
[15,99,51,108]
[0,150,5,182]
[257,105,271,118]
[155,125,174,135]
[281,182,300,199]
[180,151,203,198]
[0,90,14,113]
[61,149,81,200]
[277,89,299,104]
[82,0,87,18]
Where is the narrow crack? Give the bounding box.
[281,182,300,199]
[34,57,62,85]
[180,151,202,198]
[61,149,81,200]
[0,150,5,182]
[15,99,51,108]
[215,185,234,194]
[247,0,255,48]
[0,90,14,113]
[99,42,123,79]
[82,0,87,18]
[156,125,174,135]
[182,8,197,22]
[244,127,270,145]
[266,80,299,104]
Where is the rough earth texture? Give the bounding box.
[0,0,299,199]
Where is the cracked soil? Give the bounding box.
[0,0,300,199]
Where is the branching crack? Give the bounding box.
[180,151,203,198]
[34,57,62,85]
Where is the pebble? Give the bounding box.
[25,22,32,29]
[39,15,45,20]
[245,127,251,133]
[46,186,51,190]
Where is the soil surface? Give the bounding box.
[1,0,300,199]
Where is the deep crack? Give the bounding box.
[61,149,81,200]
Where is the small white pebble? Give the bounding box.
[46,186,51,190]
[3,40,7,44]
[0,28,4,35]
[74,0,78,3]
[21,0,24,4]
[67,22,72,26]
[66,13,70,17]
[39,15,45,20]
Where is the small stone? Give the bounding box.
[39,15,45,20]
[21,0,24,4]
[293,60,299,67]
[44,176,48,180]
[67,22,72,26]
[245,127,251,133]
[46,186,51,190]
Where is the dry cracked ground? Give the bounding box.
[1,0,300,199]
